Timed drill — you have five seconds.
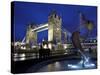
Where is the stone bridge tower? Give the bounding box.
[48,11,62,44]
[26,25,37,48]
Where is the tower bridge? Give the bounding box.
[21,11,71,50]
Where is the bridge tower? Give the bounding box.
[48,11,62,44]
[26,25,37,48]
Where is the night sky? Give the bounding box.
[12,1,97,42]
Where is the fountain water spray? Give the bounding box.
[68,49,96,69]
[78,49,95,68]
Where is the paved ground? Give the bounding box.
[11,54,97,74]
[27,58,97,73]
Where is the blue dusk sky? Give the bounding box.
[12,1,97,42]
